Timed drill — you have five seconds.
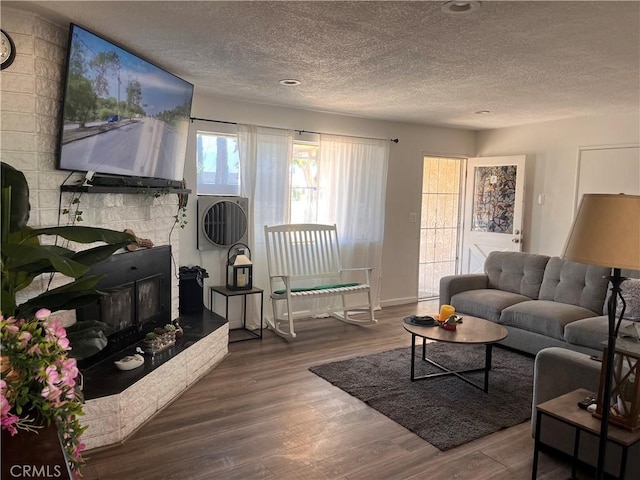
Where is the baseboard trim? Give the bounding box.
[380,296,418,307]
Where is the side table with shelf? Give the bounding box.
[209,285,263,343]
[532,388,640,480]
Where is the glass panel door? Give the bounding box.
[419,156,462,299]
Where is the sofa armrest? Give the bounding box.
[439,274,488,305]
[531,346,602,436]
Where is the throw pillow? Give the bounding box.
[619,278,640,321]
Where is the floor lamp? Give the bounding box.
[562,193,640,480]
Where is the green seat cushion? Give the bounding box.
[274,283,361,295]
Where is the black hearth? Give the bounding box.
[75,246,172,368]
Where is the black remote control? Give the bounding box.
[577,396,596,410]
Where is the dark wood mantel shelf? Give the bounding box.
[60,185,191,195]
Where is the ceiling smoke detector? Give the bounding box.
[279,79,301,86]
[441,1,481,15]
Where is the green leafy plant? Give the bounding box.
[1,162,136,319]
[62,193,83,224]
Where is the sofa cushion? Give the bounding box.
[484,251,550,299]
[539,257,610,313]
[451,289,531,323]
[563,315,636,351]
[500,300,599,340]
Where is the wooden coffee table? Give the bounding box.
[403,315,508,393]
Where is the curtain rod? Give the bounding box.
[189,117,399,143]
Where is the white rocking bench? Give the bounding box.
[264,224,376,339]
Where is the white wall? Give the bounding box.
[476,113,640,255]
[10,8,636,311]
[181,93,476,307]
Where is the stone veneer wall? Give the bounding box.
[1,9,229,450]
[0,9,180,316]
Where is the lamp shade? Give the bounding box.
[562,194,640,270]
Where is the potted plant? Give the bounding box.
[164,323,177,343]
[1,162,135,478]
[143,332,160,352]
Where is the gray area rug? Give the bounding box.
[309,343,534,451]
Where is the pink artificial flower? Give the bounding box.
[27,344,43,355]
[59,358,79,388]
[18,331,32,348]
[44,316,71,350]
[3,324,19,335]
[45,364,61,385]
[57,336,70,350]
[35,308,51,320]
[41,384,62,403]
[0,395,19,436]
[73,441,86,458]
[1,394,11,416]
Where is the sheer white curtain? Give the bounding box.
[237,126,388,326]
[237,125,293,327]
[317,134,389,309]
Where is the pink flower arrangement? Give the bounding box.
[1,308,86,478]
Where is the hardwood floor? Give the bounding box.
[82,301,578,480]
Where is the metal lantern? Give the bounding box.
[227,243,253,290]
[595,338,640,431]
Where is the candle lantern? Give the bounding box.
[595,337,640,431]
[227,243,253,290]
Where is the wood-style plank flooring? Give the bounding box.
[82,301,579,480]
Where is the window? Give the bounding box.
[290,142,319,223]
[196,131,240,195]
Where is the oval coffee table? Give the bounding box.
[403,315,508,393]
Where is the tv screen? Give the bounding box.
[57,24,194,183]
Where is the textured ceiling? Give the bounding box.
[6,1,640,130]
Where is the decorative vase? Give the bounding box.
[1,413,73,479]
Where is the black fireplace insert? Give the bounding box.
[75,245,172,368]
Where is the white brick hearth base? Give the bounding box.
[81,324,228,450]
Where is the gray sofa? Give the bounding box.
[439,251,634,357]
[441,251,640,476]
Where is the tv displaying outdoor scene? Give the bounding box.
[58,24,194,183]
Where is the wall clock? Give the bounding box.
[1,29,16,70]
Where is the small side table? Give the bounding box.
[209,285,263,343]
[532,388,640,480]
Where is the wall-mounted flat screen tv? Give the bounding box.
[57,24,194,184]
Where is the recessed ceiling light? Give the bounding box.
[475,110,491,115]
[441,1,481,15]
[279,79,301,86]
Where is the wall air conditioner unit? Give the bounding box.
[197,196,249,250]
